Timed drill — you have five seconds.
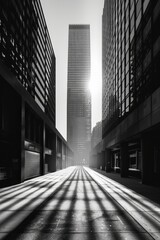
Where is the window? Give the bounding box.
[129,151,137,169]
[126,85,129,95]
[136,12,142,29]
[130,29,135,41]
[136,0,142,18]
[126,50,129,63]
[143,18,151,40]
[130,2,135,16]
[153,0,160,23]
[130,13,135,31]
[126,72,129,85]
[125,0,129,9]
[153,36,160,57]
[143,50,151,70]
[130,0,134,8]
[143,0,150,13]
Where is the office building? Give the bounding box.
[0,0,72,186]
[67,25,91,165]
[99,0,160,185]
[91,121,102,150]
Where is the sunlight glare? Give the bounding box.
[88,80,97,95]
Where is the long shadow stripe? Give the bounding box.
[2,167,77,240]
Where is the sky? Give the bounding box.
[40,0,104,140]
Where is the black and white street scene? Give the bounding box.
[0,0,160,239]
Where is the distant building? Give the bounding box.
[90,121,102,169]
[100,0,160,185]
[0,0,72,186]
[91,122,102,149]
[67,25,91,165]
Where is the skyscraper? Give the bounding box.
[67,25,91,165]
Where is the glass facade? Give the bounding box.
[0,0,56,125]
[102,0,160,137]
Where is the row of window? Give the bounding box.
[102,0,160,136]
[0,0,55,124]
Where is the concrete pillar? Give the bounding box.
[101,151,105,170]
[100,152,104,170]
[120,142,128,178]
[141,134,154,184]
[62,144,66,169]
[20,99,25,182]
[89,154,94,168]
[41,121,45,175]
[99,153,102,170]
[56,137,62,170]
[93,154,97,168]
[47,133,56,172]
[60,140,63,169]
[97,153,101,169]
[105,149,111,172]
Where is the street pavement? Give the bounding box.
[0,166,160,240]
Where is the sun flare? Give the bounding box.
[88,80,99,95]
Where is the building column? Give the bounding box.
[101,151,105,170]
[93,154,97,168]
[97,153,101,169]
[41,121,45,175]
[60,140,63,169]
[120,142,129,177]
[20,99,25,182]
[52,133,57,171]
[62,144,66,169]
[141,134,154,184]
[105,148,111,172]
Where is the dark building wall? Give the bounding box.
[101,0,160,185]
[91,121,102,149]
[0,78,21,183]
[0,61,73,186]
[0,0,56,124]
[0,0,72,186]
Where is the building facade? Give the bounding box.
[91,121,102,150]
[0,0,72,186]
[99,0,160,185]
[89,121,102,169]
[67,25,91,165]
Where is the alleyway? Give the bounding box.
[0,167,160,240]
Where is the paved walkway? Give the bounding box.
[93,168,160,205]
[0,167,160,240]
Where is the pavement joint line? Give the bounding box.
[84,167,158,240]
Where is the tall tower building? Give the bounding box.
[67,25,91,165]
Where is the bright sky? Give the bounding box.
[40,0,104,140]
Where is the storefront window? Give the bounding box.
[129,150,137,169]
